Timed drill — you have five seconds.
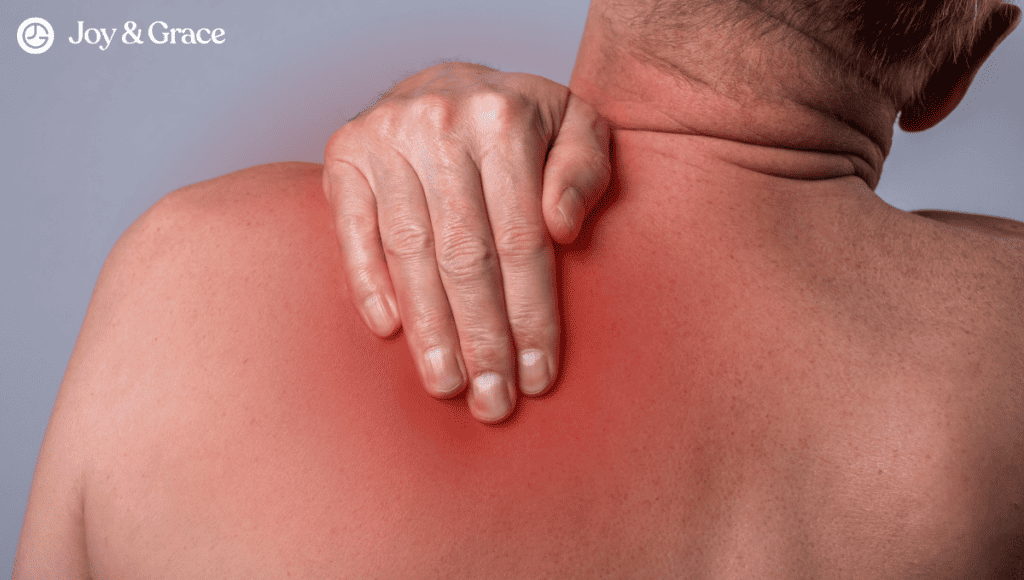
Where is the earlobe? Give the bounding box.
[898,3,1021,132]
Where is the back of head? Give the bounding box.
[612,0,1007,109]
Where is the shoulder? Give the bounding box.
[67,162,341,391]
[908,208,1023,304]
[911,209,1024,241]
[95,162,336,332]
[74,161,348,413]
[16,161,371,576]
[87,162,329,308]
[903,207,1023,437]
[137,161,327,256]
[14,163,324,578]
[908,209,1024,569]
[164,161,324,213]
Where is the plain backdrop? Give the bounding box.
[1,0,1021,573]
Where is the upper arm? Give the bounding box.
[13,368,92,579]
[10,171,178,579]
[15,162,330,579]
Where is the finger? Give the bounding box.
[322,158,400,338]
[541,93,612,244]
[369,152,470,400]
[472,103,559,399]
[411,139,517,424]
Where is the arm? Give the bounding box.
[13,286,109,579]
[14,166,328,578]
[13,192,192,579]
[13,395,91,580]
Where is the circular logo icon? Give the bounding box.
[18,18,54,54]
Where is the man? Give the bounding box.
[15,0,1024,577]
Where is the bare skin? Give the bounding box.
[15,0,1024,577]
[323,64,612,419]
[17,152,1023,578]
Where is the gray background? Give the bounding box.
[1,0,1021,574]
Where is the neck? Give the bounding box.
[567,0,898,189]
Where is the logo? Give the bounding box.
[17,17,54,54]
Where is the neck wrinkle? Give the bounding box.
[568,3,896,190]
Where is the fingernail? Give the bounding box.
[519,349,550,395]
[558,187,581,234]
[471,372,511,422]
[424,347,464,396]
[364,295,393,335]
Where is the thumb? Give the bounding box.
[542,92,612,244]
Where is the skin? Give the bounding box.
[326,0,1023,425]
[14,0,1024,577]
[323,64,612,422]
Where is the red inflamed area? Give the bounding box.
[43,133,1024,576]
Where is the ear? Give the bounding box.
[899,3,1020,132]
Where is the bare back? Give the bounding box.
[21,142,1024,577]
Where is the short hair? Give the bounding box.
[615,0,1007,107]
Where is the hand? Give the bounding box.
[323,62,611,424]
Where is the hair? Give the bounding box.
[614,0,1007,107]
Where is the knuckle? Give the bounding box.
[508,305,557,345]
[325,124,361,159]
[324,128,345,156]
[404,308,452,343]
[363,101,402,136]
[436,231,497,282]
[409,93,460,134]
[459,332,512,368]
[337,210,376,242]
[574,146,612,175]
[592,147,613,180]
[347,265,378,296]
[592,112,612,142]
[554,146,611,189]
[381,219,434,260]
[468,91,529,130]
[493,219,549,260]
